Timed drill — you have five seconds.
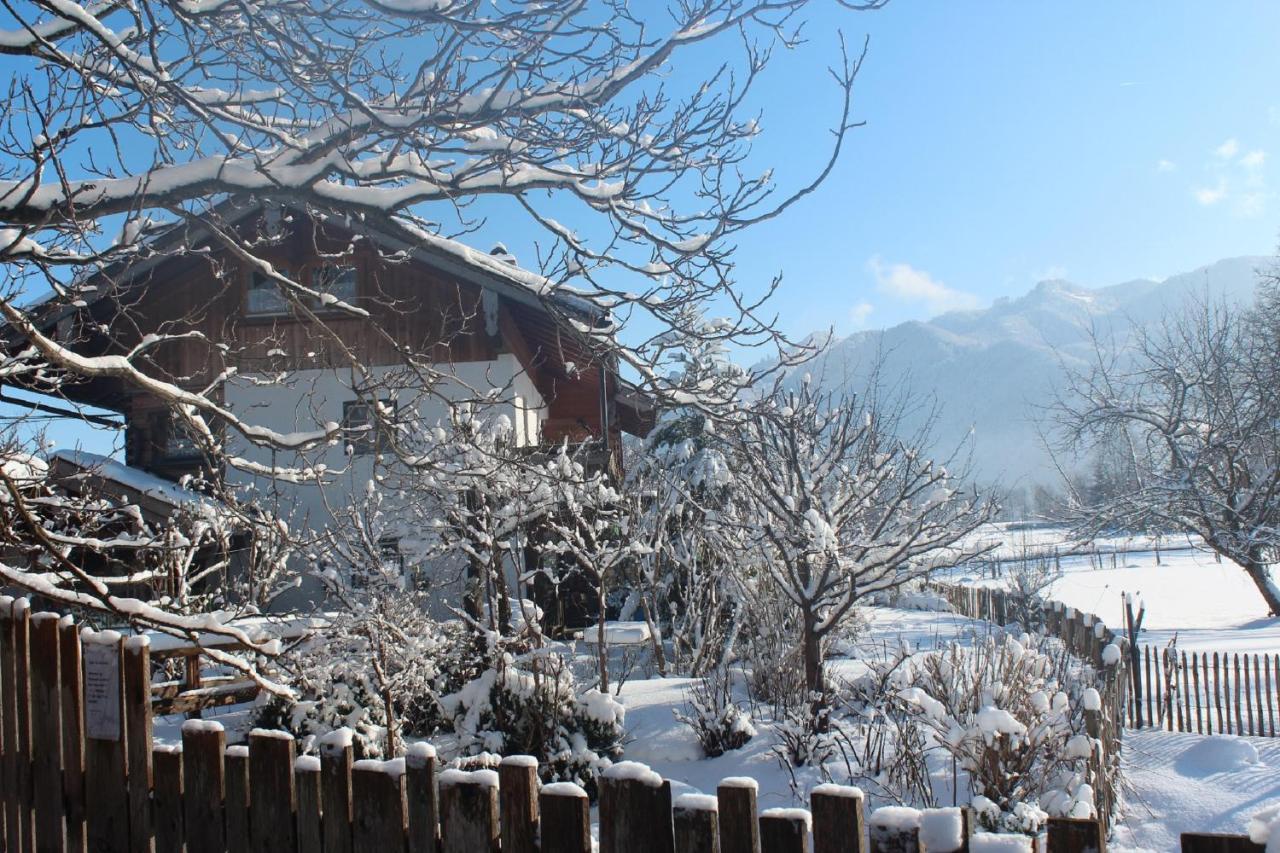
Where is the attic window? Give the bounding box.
[246,269,290,316]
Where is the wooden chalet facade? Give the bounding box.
[6,204,654,485]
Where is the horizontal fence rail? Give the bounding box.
[0,596,1268,852]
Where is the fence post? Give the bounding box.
[319,730,354,853]
[30,613,64,853]
[867,806,922,853]
[83,629,129,853]
[438,768,500,853]
[123,636,152,853]
[717,778,760,853]
[296,755,324,852]
[224,746,250,853]
[673,794,719,853]
[59,616,86,853]
[499,755,539,853]
[249,729,297,853]
[539,783,591,853]
[919,807,966,852]
[151,746,183,853]
[598,762,674,853]
[406,742,439,853]
[811,784,865,853]
[181,720,225,853]
[759,808,809,853]
[352,758,408,851]
[1045,817,1106,852]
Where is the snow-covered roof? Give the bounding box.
[49,449,220,518]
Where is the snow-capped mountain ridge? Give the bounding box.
[790,256,1268,491]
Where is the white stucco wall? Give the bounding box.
[222,355,546,611]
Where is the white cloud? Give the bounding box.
[867,256,980,316]
[848,301,874,327]
[1156,159,1177,172]
[1193,181,1227,206]
[1215,138,1240,160]
[1241,149,1267,169]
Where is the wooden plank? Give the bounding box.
[539,784,591,853]
[439,771,499,853]
[296,756,324,853]
[1152,645,1162,722]
[83,631,129,853]
[151,747,183,853]
[30,613,64,853]
[1045,817,1106,852]
[13,600,34,853]
[1234,655,1244,736]
[1254,655,1264,739]
[598,769,674,853]
[352,760,408,851]
[867,807,921,853]
[59,618,86,853]
[919,807,965,853]
[224,746,250,853]
[1179,832,1265,852]
[717,779,760,853]
[1268,656,1276,739]
[249,729,297,853]
[673,796,719,853]
[1244,654,1255,736]
[1164,649,1175,732]
[1214,653,1225,734]
[758,809,808,853]
[320,733,354,853]
[181,721,226,853]
[811,785,865,853]
[123,637,153,853]
[1181,652,1192,734]
[499,756,538,853]
[406,743,439,853]
[0,596,15,853]
[1192,652,1203,734]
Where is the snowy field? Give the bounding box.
[951,530,1280,654]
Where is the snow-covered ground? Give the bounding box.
[954,541,1280,654]
[1112,729,1280,851]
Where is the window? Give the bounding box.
[159,414,201,462]
[313,263,359,306]
[246,269,290,316]
[342,399,395,455]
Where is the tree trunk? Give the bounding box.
[597,581,610,694]
[801,608,823,696]
[1243,556,1280,616]
[639,594,668,677]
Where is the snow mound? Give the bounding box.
[1176,736,1261,777]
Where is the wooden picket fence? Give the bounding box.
[0,596,1269,852]
[1130,645,1278,737]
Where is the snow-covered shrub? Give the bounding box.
[738,588,807,712]
[893,632,1096,834]
[442,641,625,796]
[674,664,756,757]
[252,594,462,758]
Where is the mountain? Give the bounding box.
[786,256,1268,496]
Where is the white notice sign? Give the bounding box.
[83,643,121,741]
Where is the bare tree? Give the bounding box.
[0,0,886,650]
[1057,290,1280,614]
[728,377,994,699]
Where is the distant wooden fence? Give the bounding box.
[0,596,1268,852]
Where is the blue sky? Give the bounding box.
[8,1,1280,456]
[718,1,1280,338]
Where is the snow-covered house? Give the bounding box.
[3,202,654,606]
